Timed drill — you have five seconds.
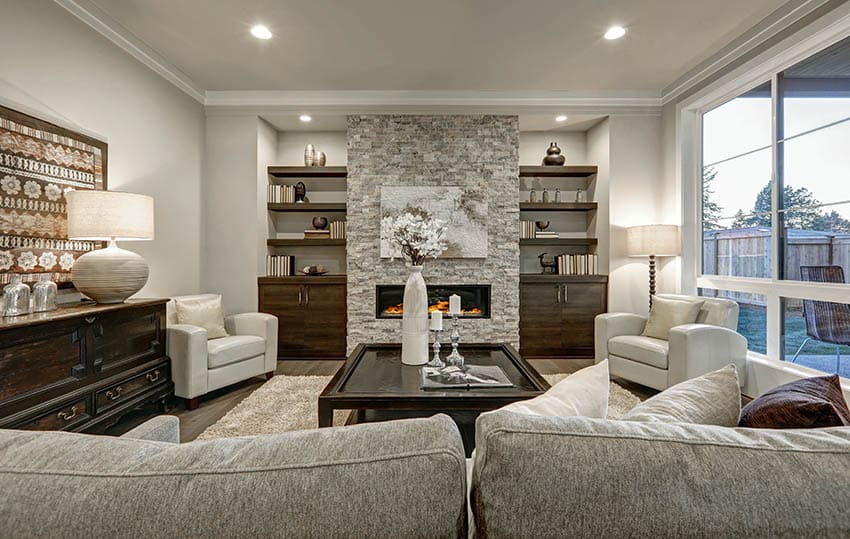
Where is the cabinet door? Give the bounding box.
[560,283,607,357]
[259,284,306,358]
[303,284,347,359]
[519,283,564,357]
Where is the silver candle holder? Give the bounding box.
[445,314,464,368]
[426,329,445,368]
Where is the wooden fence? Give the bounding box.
[702,227,850,307]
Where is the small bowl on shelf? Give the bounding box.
[301,265,329,276]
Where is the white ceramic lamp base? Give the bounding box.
[71,241,149,304]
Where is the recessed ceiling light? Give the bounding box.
[250,24,272,40]
[299,114,312,123]
[555,115,568,122]
[604,26,626,40]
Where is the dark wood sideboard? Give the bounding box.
[258,276,347,360]
[0,299,172,433]
[520,274,608,358]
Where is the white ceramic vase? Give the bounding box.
[401,265,429,365]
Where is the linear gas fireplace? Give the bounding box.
[376,284,491,319]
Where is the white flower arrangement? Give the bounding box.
[381,212,448,266]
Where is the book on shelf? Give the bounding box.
[535,231,559,238]
[267,184,296,204]
[329,220,346,240]
[266,255,295,277]
[304,229,331,239]
[554,254,599,276]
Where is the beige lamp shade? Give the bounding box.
[626,224,680,257]
[66,190,154,241]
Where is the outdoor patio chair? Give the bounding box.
[792,265,850,374]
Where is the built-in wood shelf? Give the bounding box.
[267,166,347,178]
[519,202,597,212]
[267,239,346,247]
[258,275,347,284]
[519,165,597,178]
[519,238,598,246]
[268,203,347,212]
[520,273,608,283]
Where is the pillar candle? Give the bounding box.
[449,294,461,315]
[430,310,443,331]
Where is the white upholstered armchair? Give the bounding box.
[594,294,747,390]
[166,294,278,409]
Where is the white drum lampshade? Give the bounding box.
[626,224,680,309]
[65,190,154,304]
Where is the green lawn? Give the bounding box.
[737,304,850,357]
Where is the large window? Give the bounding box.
[699,36,850,379]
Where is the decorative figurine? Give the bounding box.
[542,188,550,203]
[529,188,537,203]
[538,252,557,274]
[554,187,561,203]
[295,181,307,203]
[542,141,566,166]
[575,188,586,203]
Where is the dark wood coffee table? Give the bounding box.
[319,343,549,453]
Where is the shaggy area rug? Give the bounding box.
[197,373,642,440]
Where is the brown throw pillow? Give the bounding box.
[738,374,850,429]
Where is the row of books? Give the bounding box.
[520,221,563,239]
[329,220,346,239]
[556,254,600,275]
[266,255,295,277]
[267,184,297,204]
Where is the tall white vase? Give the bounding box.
[401,265,429,365]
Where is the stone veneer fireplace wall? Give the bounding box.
[346,115,520,352]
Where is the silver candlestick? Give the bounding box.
[445,314,464,368]
[427,329,445,368]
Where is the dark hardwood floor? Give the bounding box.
[107,358,656,443]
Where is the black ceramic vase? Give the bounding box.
[542,141,566,166]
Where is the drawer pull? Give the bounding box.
[85,317,97,324]
[57,406,78,421]
[106,387,123,401]
[146,370,160,383]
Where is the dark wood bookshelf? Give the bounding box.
[520,273,608,283]
[519,202,597,212]
[258,275,347,284]
[519,238,598,246]
[267,238,346,247]
[268,203,347,212]
[519,165,597,178]
[267,166,347,178]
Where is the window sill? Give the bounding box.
[744,352,850,401]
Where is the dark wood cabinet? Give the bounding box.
[519,275,608,358]
[0,299,172,433]
[259,276,347,360]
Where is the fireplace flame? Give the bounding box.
[384,300,482,316]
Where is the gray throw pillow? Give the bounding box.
[622,364,741,427]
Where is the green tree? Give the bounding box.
[735,182,850,231]
[702,166,723,230]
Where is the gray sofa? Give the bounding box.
[471,411,850,538]
[0,415,467,538]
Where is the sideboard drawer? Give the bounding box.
[91,305,163,373]
[95,364,169,413]
[17,398,91,431]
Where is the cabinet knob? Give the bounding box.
[105,387,123,401]
[146,370,160,383]
[57,406,78,421]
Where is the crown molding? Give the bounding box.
[203,91,663,115]
[54,0,206,104]
[661,0,840,105]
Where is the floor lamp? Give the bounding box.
[626,224,681,310]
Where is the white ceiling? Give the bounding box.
[87,0,787,94]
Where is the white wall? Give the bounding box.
[202,115,259,314]
[276,131,347,165]
[587,119,611,279]
[607,115,664,315]
[0,0,205,299]
[257,120,278,278]
[519,131,587,165]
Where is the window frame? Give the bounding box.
[683,24,850,365]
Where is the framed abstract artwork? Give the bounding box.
[0,104,107,286]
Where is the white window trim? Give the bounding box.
[676,4,850,396]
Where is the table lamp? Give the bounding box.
[626,224,680,309]
[65,190,154,303]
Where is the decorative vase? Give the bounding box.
[71,240,149,304]
[32,273,58,312]
[312,216,329,230]
[401,265,429,365]
[316,151,327,166]
[1,274,31,316]
[304,144,316,166]
[542,141,566,166]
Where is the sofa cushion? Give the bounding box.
[739,374,850,429]
[175,294,229,339]
[207,335,265,369]
[0,415,467,538]
[642,296,704,340]
[496,359,609,418]
[608,335,669,369]
[622,364,741,426]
